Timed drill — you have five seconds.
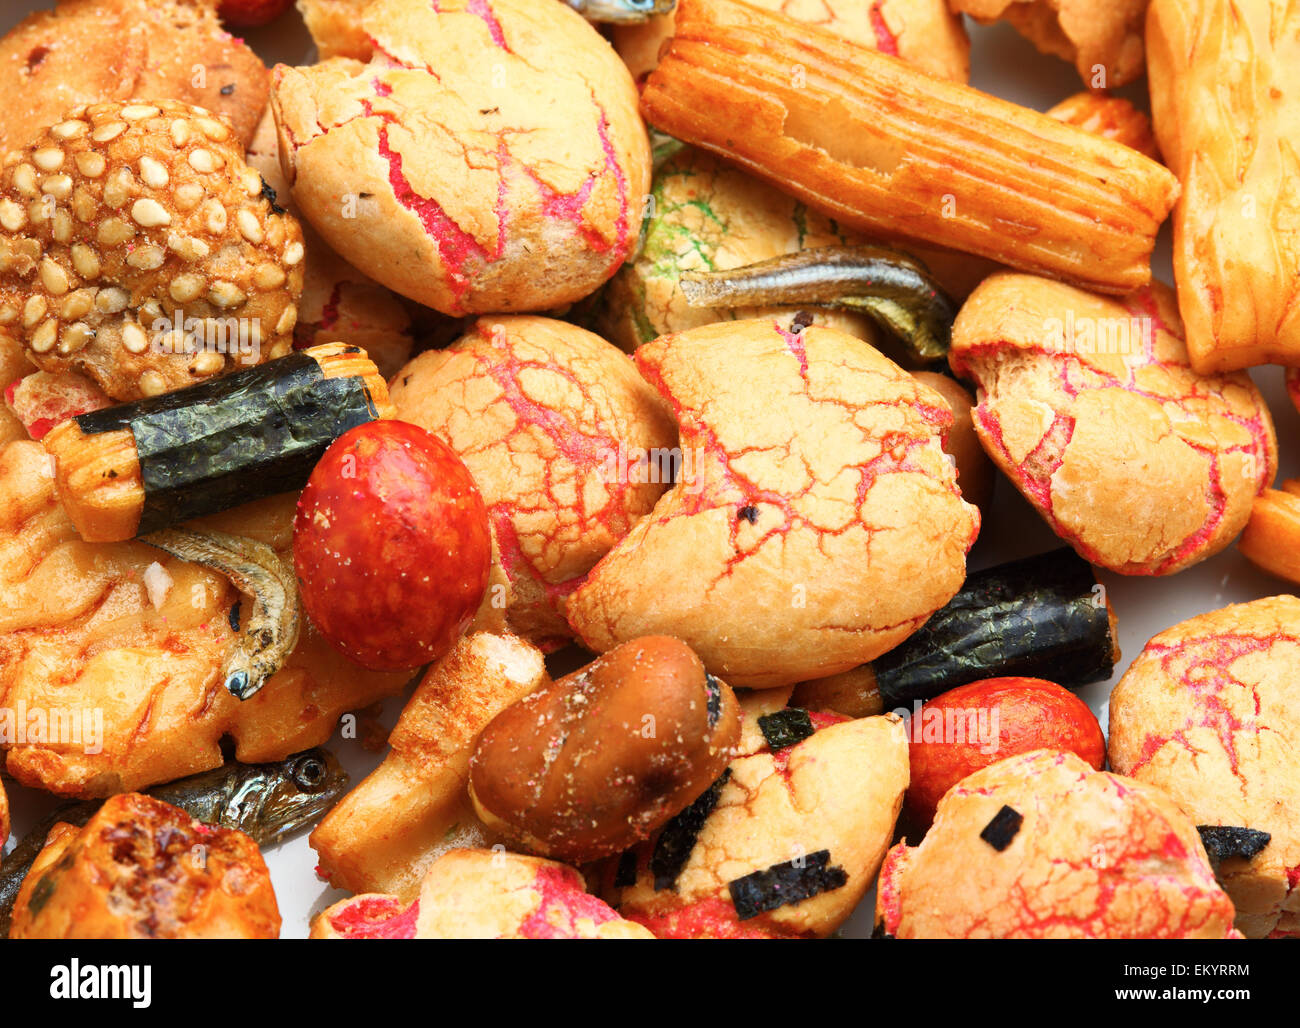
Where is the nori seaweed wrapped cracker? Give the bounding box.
[873,548,1117,708]
[42,343,395,542]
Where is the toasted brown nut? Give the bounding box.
[469,635,741,862]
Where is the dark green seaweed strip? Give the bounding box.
[979,805,1023,852]
[758,708,815,751]
[727,850,848,921]
[76,351,381,536]
[1197,826,1271,867]
[650,769,731,891]
[873,548,1114,709]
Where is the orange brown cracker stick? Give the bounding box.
[566,317,979,689]
[877,749,1240,939]
[10,792,280,939]
[1045,90,1161,161]
[310,630,548,900]
[950,0,1149,89]
[613,0,970,84]
[950,274,1276,575]
[1108,598,1300,938]
[1147,0,1300,373]
[1238,482,1300,587]
[0,443,410,798]
[41,343,393,545]
[312,848,653,939]
[0,775,7,850]
[389,317,676,649]
[640,0,1179,296]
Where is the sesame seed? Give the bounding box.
[174,183,205,211]
[0,306,16,326]
[169,273,206,303]
[121,104,161,121]
[72,188,97,223]
[203,200,227,234]
[51,210,73,244]
[283,240,304,267]
[188,148,221,174]
[30,318,58,353]
[190,350,225,375]
[236,208,264,244]
[196,118,229,141]
[74,152,107,178]
[252,263,286,290]
[58,322,93,354]
[208,281,245,308]
[96,287,129,314]
[22,295,47,328]
[131,198,172,228]
[241,170,261,197]
[33,148,64,172]
[52,120,88,140]
[71,243,101,279]
[0,199,26,232]
[60,289,96,320]
[103,168,135,209]
[91,121,127,143]
[170,120,191,147]
[11,164,38,197]
[276,305,298,334]
[39,258,70,296]
[97,217,134,246]
[139,156,169,189]
[41,174,72,199]
[139,370,168,396]
[121,321,149,353]
[126,243,165,270]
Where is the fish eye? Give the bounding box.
[292,756,328,793]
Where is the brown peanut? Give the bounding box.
[468,635,741,862]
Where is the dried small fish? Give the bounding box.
[0,749,347,938]
[680,245,957,362]
[568,0,675,23]
[142,527,300,700]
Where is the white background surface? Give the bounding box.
[2,2,1298,940]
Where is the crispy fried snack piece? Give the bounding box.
[390,317,677,648]
[0,99,305,402]
[1239,481,1300,586]
[0,0,269,155]
[0,776,7,850]
[951,274,1276,575]
[601,693,908,938]
[641,0,1179,296]
[1109,597,1300,938]
[272,0,652,316]
[1147,0,1300,372]
[1045,91,1160,160]
[312,848,653,939]
[0,439,409,797]
[10,792,280,939]
[567,318,979,688]
[246,112,417,380]
[878,750,1240,938]
[614,0,970,84]
[297,0,377,60]
[950,0,1148,88]
[311,631,548,900]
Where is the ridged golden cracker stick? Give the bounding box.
[641,0,1180,295]
[1045,91,1161,161]
[1147,0,1300,372]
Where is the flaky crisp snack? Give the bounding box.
[0,0,270,155]
[1147,0,1300,372]
[950,0,1148,88]
[642,0,1179,295]
[1045,91,1160,161]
